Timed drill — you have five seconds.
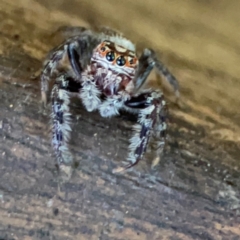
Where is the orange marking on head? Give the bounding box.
[96,41,138,68]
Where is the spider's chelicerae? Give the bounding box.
[41,27,179,173]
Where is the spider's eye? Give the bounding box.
[129,58,134,64]
[100,46,106,52]
[106,51,115,61]
[116,56,126,66]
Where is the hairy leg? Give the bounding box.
[51,75,82,166]
[133,49,155,92]
[40,33,100,106]
[149,95,168,168]
[41,49,67,106]
[133,48,179,98]
[150,49,180,98]
[113,90,167,173]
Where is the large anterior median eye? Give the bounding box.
[116,56,126,66]
[106,51,115,61]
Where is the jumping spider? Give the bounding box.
[40,27,179,173]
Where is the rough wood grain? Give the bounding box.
[0,0,239,239]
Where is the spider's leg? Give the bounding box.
[149,49,180,98]
[133,49,155,92]
[41,49,67,106]
[149,94,168,168]
[63,37,103,112]
[41,34,101,169]
[51,74,82,166]
[40,34,100,106]
[50,38,97,165]
[134,48,179,98]
[127,91,167,169]
[113,91,167,173]
[53,26,89,40]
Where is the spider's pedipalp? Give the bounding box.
[99,91,131,118]
[99,96,122,117]
[80,67,101,112]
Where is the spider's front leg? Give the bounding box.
[41,33,99,106]
[113,49,170,173]
[41,34,101,169]
[152,49,180,100]
[51,74,82,167]
[134,48,180,99]
[40,43,79,106]
[113,91,167,173]
[40,42,81,166]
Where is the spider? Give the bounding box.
[40,26,179,173]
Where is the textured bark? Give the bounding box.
[0,0,239,240]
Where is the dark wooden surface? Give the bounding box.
[0,0,240,239]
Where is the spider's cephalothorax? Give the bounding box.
[40,27,179,173]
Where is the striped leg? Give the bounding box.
[149,94,168,168]
[133,48,179,101]
[150,49,180,98]
[41,50,66,106]
[51,75,82,166]
[113,91,167,172]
